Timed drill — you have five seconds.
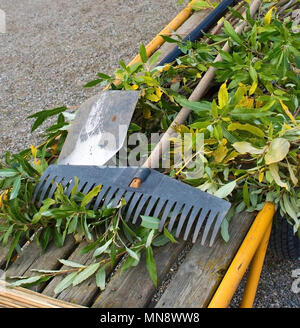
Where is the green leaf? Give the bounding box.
[54,272,78,294]
[84,79,102,88]
[243,182,250,208]
[191,0,214,10]
[214,181,236,199]
[58,259,85,268]
[121,253,140,272]
[0,169,18,177]
[249,65,258,82]
[95,266,106,291]
[93,239,112,258]
[27,107,67,132]
[6,231,22,269]
[81,184,102,208]
[163,227,178,243]
[264,138,290,165]
[149,51,161,67]
[282,193,298,221]
[223,20,243,45]
[10,275,43,287]
[72,262,100,286]
[139,44,148,63]
[233,142,264,155]
[175,97,210,114]
[126,247,140,261]
[145,246,157,287]
[140,216,160,229]
[146,230,155,248]
[2,224,15,247]
[220,219,230,242]
[10,176,21,200]
[228,123,265,138]
[41,227,52,251]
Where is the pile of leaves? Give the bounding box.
[0,1,299,292]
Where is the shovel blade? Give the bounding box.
[58,90,140,166]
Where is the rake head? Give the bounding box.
[33,165,231,246]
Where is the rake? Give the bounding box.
[33,0,260,246]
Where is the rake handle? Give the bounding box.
[130,0,261,188]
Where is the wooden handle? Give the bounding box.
[130,0,261,188]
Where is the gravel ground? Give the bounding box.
[0,0,299,308]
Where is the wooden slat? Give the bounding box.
[0,280,85,308]
[156,3,221,64]
[91,240,187,308]
[154,212,255,308]
[42,241,99,306]
[5,236,76,292]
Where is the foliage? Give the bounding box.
[0,2,299,291]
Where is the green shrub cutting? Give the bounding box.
[0,1,299,291]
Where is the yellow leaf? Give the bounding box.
[269,163,289,190]
[249,80,258,96]
[265,138,290,165]
[196,73,202,78]
[146,93,160,102]
[224,150,239,164]
[30,144,37,159]
[287,162,298,186]
[259,169,264,183]
[213,144,228,163]
[264,7,274,25]
[155,87,163,100]
[279,99,297,124]
[160,64,171,72]
[237,96,254,108]
[218,82,229,109]
[143,107,151,119]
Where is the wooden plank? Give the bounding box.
[156,4,221,64]
[0,246,10,269]
[154,212,255,308]
[91,240,187,308]
[0,280,85,308]
[42,241,99,306]
[5,236,76,292]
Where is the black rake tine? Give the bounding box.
[209,211,227,247]
[191,208,210,244]
[47,177,64,199]
[132,194,151,224]
[125,193,142,222]
[199,210,218,245]
[82,182,95,195]
[175,204,193,238]
[65,178,79,197]
[33,173,50,202]
[93,185,110,210]
[183,207,202,240]
[111,188,126,208]
[103,187,118,206]
[159,200,176,232]
[153,198,167,219]
[144,196,159,216]
[38,175,57,203]
[167,202,185,232]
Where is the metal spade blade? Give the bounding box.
[58,90,140,166]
